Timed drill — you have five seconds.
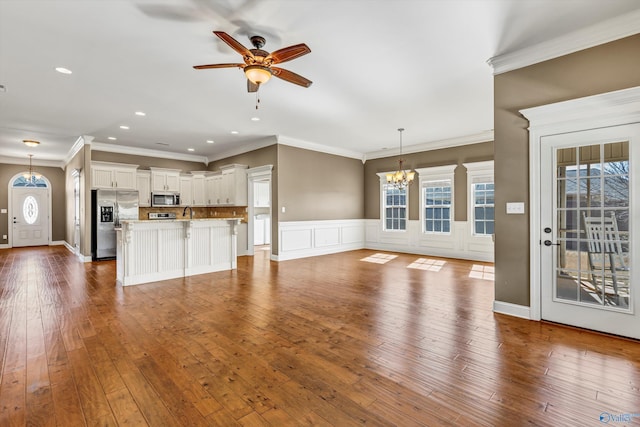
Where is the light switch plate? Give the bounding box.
[506,202,525,214]
[0,208,6,214]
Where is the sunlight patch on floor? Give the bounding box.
[407,258,446,272]
[469,264,495,280]
[361,253,398,264]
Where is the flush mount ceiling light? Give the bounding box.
[22,139,40,147]
[55,67,72,74]
[386,128,415,189]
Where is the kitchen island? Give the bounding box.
[116,218,241,286]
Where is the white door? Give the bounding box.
[540,124,640,339]
[12,187,49,247]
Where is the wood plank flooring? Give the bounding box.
[1,246,639,426]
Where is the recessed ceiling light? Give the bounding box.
[119,125,129,130]
[135,111,146,116]
[187,148,195,152]
[22,139,40,147]
[251,117,260,121]
[230,131,239,135]
[108,137,117,141]
[206,140,214,144]
[55,67,72,74]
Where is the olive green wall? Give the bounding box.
[0,162,66,245]
[277,145,364,221]
[91,151,206,171]
[364,142,493,221]
[494,33,640,307]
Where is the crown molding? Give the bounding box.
[90,141,208,165]
[64,135,92,166]
[206,136,278,163]
[0,155,64,168]
[487,10,640,75]
[365,130,494,161]
[277,135,363,160]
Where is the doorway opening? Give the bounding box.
[247,165,273,257]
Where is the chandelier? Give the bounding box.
[22,154,41,184]
[386,128,415,189]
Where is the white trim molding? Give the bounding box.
[493,301,531,320]
[277,135,363,160]
[275,219,365,261]
[521,85,640,322]
[91,141,208,165]
[487,9,640,75]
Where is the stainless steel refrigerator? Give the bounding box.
[91,189,139,260]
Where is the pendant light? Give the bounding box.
[386,128,415,189]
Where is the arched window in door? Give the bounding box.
[12,175,48,187]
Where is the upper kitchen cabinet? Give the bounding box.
[205,172,223,206]
[191,172,207,206]
[220,164,248,206]
[91,161,138,190]
[136,170,152,207]
[179,174,193,206]
[150,168,181,193]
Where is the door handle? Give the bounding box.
[543,240,560,246]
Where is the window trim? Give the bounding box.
[415,165,456,235]
[464,160,495,238]
[377,172,408,232]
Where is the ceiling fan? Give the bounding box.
[193,31,312,92]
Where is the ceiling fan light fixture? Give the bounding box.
[244,65,272,85]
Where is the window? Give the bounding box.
[12,175,48,187]
[383,184,407,231]
[415,165,456,235]
[424,181,452,233]
[464,161,494,237]
[472,183,494,235]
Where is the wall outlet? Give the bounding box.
[281,206,286,213]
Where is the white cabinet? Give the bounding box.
[179,175,192,206]
[191,173,207,206]
[150,168,181,192]
[136,171,151,207]
[205,173,223,205]
[91,161,138,190]
[219,164,248,206]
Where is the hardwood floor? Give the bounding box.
[1,246,639,426]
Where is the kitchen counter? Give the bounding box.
[116,218,241,286]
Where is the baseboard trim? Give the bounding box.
[50,240,65,246]
[365,242,493,263]
[0,244,9,249]
[493,301,531,320]
[62,241,92,262]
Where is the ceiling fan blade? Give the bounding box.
[247,79,259,93]
[193,63,244,70]
[213,31,254,59]
[271,67,312,88]
[267,43,311,64]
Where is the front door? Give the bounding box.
[12,187,49,247]
[540,124,640,339]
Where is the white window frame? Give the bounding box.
[464,161,495,238]
[415,165,456,235]
[377,173,408,232]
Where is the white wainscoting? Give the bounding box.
[275,219,365,261]
[365,219,494,262]
[276,219,493,262]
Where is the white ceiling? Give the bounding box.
[1,0,640,165]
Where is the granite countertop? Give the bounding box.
[120,217,244,223]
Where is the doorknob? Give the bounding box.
[544,227,552,234]
[543,240,560,246]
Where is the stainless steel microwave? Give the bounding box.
[151,192,180,207]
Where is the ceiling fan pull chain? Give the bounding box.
[255,90,260,110]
